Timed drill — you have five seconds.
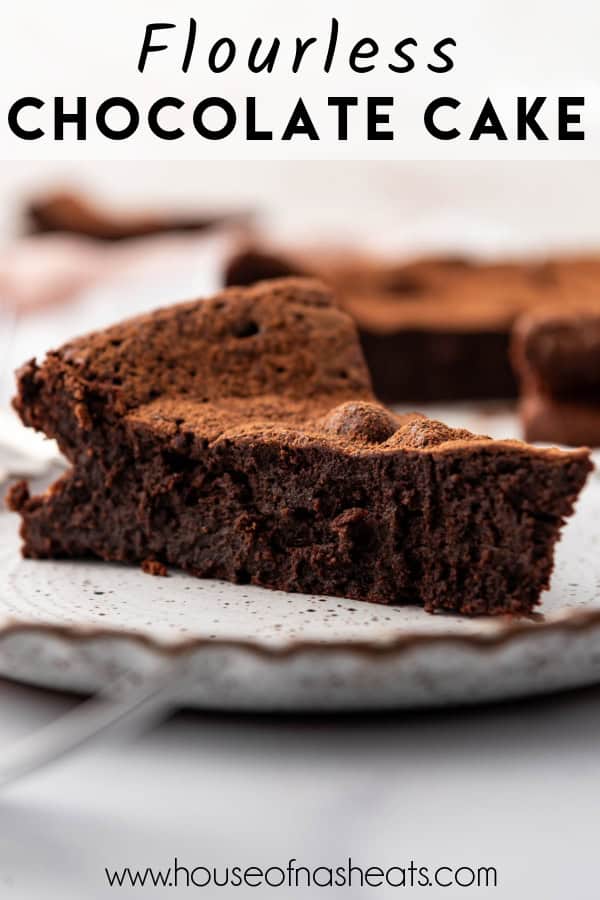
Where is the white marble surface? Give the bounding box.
[1,677,600,899]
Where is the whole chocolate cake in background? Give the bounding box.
[7,277,591,616]
[224,244,600,404]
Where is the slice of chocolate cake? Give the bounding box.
[7,278,591,615]
[513,309,600,446]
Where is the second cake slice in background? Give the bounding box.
[513,309,600,446]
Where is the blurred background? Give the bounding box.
[3,159,600,407]
[4,160,600,248]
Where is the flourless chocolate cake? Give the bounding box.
[7,278,591,615]
[224,245,600,403]
[513,309,600,446]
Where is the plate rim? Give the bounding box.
[1,604,600,661]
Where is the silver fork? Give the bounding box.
[0,659,191,791]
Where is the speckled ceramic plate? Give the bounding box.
[1,406,600,711]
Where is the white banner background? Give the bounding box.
[1,0,599,160]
